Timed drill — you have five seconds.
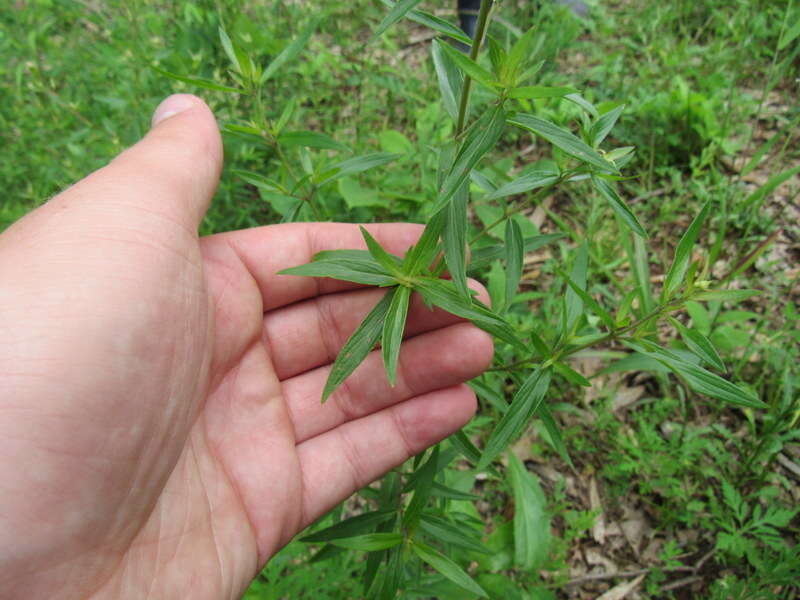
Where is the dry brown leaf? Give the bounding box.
[596,574,646,600]
[613,385,646,412]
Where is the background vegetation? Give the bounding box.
[1,0,798,598]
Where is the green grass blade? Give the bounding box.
[411,541,488,597]
[322,289,396,402]
[382,285,411,386]
[742,164,800,210]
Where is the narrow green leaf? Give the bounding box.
[536,403,573,467]
[278,130,349,151]
[414,278,524,351]
[419,514,491,555]
[374,0,424,38]
[317,152,401,186]
[218,27,240,73]
[468,234,563,272]
[281,200,305,223]
[403,446,439,530]
[151,66,243,94]
[487,36,507,78]
[330,533,404,551]
[433,107,507,214]
[507,452,551,570]
[563,243,588,336]
[692,288,761,302]
[778,17,800,50]
[360,226,403,275]
[374,546,403,600]
[380,0,472,45]
[662,199,712,301]
[261,17,320,83]
[592,176,647,238]
[382,285,411,386]
[279,254,396,287]
[509,113,617,172]
[553,361,591,387]
[301,510,394,543]
[590,104,625,147]
[563,93,599,118]
[322,289,396,402]
[742,164,800,209]
[403,212,445,275]
[437,40,499,91]
[275,97,297,134]
[558,268,615,329]
[443,183,470,297]
[504,219,524,310]
[632,234,655,315]
[625,342,765,409]
[669,317,726,371]
[484,169,559,200]
[477,368,552,471]
[430,482,479,501]
[411,541,488,597]
[509,85,577,99]
[431,39,464,123]
[449,429,482,465]
[504,26,542,83]
[233,169,289,194]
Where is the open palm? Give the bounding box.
[0,96,492,599]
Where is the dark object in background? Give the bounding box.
[457,0,588,41]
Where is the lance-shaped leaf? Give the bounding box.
[360,226,403,275]
[443,183,470,297]
[279,251,396,287]
[484,169,560,200]
[536,403,573,467]
[414,278,525,351]
[562,243,588,337]
[508,452,551,570]
[152,66,243,94]
[743,164,800,210]
[431,38,464,125]
[419,514,491,554]
[278,130,349,151]
[592,175,647,238]
[662,199,712,301]
[233,169,289,194]
[436,39,499,91]
[469,233,563,272]
[411,541,488,597]
[590,103,625,147]
[504,219,524,310]
[321,289,396,402]
[382,285,411,386]
[373,0,424,38]
[433,107,507,214]
[558,267,615,329]
[509,85,577,99]
[380,0,472,45]
[403,446,439,530]
[692,288,761,302]
[403,212,445,275]
[301,510,395,543]
[330,532,403,551]
[625,342,765,409]
[374,546,403,600]
[261,16,321,83]
[317,152,402,186]
[668,317,726,371]
[477,368,552,471]
[509,113,617,173]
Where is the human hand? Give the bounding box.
[0,95,493,599]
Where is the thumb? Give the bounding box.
[55,94,223,231]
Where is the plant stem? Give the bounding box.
[455,0,494,136]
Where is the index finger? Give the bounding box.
[205,222,423,311]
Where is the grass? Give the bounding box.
[2,0,798,598]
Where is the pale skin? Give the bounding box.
[0,95,494,599]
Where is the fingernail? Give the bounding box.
[151,94,196,127]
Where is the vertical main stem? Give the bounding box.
[455,0,494,136]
